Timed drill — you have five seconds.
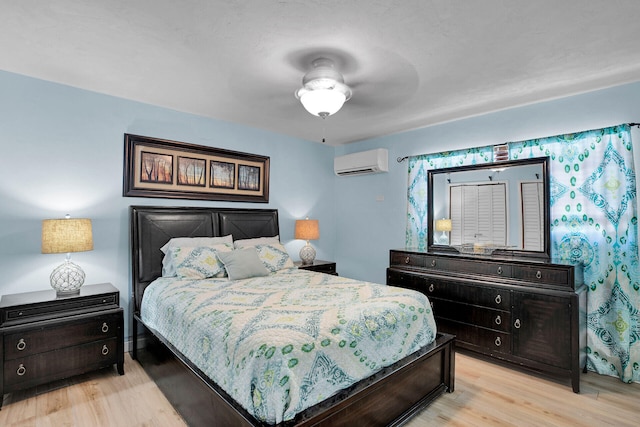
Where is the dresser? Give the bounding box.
[387,249,586,392]
[0,283,124,406]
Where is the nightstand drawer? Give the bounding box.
[295,260,338,275]
[314,263,336,275]
[3,294,117,325]
[4,311,121,360]
[3,337,119,388]
[0,283,120,327]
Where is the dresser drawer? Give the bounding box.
[437,318,511,354]
[3,337,119,388]
[511,265,572,288]
[390,252,426,268]
[424,278,511,310]
[387,269,428,291]
[421,255,513,278]
[431,298,510,332]
[4,312,120,360]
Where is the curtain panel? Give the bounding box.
[406,124,640,382]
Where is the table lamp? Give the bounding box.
[435,218,452,244]
[42,215,93,295]
[295,218,319,264]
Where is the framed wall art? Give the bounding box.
[123,134,270,202]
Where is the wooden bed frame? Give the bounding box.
[129,205,455,426]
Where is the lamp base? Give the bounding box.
[299,243,316,265]
[50,259,85,295]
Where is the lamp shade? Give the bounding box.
[435,219,452,232]
[295,219,319,241]
[42,218,93,254]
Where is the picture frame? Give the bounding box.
[123,134,270,202]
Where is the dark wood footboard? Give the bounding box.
[133,315,454,427]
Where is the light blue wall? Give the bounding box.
[333,82,640,283]
[0,71,336,340]
[2,69,640,340]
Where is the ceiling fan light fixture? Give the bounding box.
[297,87,348,117]
[295,58,352,118]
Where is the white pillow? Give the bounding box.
[254,243,295,272]
[160,235,233,277]
[233,235,280,249]
[167,244,233,279]
[161,235,233,254]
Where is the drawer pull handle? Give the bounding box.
[404,256,411,264]
[495,337,502,347]
[17,338,26,351]
[102,322,109,333]
[428,284,435,293]
[536,270,542,279]
[102,345,110,356]
[497,266,503,275]
[495,295,502,304]
[430,259,436,267]
[514,319,521,329]
[495,315,502,325]
[17,364,26,376]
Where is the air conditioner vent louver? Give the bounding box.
[334,149,388,176]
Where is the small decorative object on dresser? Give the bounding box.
[294,217,319,264]
[41,215,93,295]
[387,249,586,393]
[0,283,124,408]
[295,259,338,275]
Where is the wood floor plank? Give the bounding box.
[0,352,637,426]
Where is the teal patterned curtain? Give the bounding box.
[406,124,640,383]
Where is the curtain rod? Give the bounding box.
[396,122,640,163]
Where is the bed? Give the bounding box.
[130,205,455,426]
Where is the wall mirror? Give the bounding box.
[427,157,550,258]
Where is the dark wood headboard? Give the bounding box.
[129,205,279,313]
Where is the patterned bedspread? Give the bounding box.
[141,268,437,424]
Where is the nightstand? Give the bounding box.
[295,260,338,275]
[0,283,124,407]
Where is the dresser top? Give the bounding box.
[0,283,117,308]
[395,248,579,267]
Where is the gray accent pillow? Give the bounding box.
[218,247,270,280]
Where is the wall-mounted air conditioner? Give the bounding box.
[334,148,389,176]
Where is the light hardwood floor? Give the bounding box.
[1,352,637,426]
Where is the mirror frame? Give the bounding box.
[427,156,551,259]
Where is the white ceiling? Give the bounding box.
[2,1,640,145]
